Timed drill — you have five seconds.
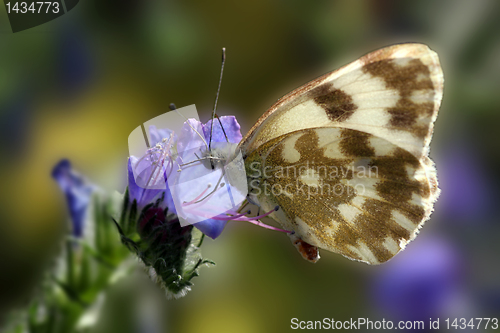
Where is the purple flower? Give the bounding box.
[127,156,176,214]
[370,236,466,323]
[202,117,243,144]
[149,125,175,147]
[52,159,95,237]
[129,116,244,239]
[437,145,493,223]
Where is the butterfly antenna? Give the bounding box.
[215,113,229,143]
[209,48,228,150]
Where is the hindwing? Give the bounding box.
[245,127,439,264]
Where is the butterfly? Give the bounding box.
[238,43,443,264]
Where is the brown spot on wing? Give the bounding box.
[363,59,434,95]
[324,144,429,263]
[246,126,434,264]
[310,83,358,122]
[339,129,375,157]
[362,58,436,138]
[369,147,428,223]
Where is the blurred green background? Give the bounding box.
[1,0,500,332]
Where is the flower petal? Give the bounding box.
[169,118,246,227]
[176,119,208,160]
[128,157,176,214]
[149,125,175,146]
[193,219,227,239]
[128,157,162,204]
[52,159,94,237]
[202,116,242,144]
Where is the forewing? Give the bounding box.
[240,43,443,160]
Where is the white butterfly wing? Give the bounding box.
[240,43,443,264]
[240,43,443,160]
[245,127,439,264]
